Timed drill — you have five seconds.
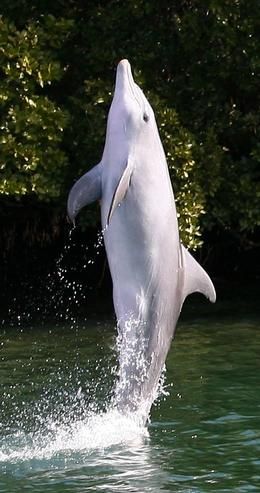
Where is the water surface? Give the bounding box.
[1,316,259,492]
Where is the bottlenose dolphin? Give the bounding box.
[67,59,216,421]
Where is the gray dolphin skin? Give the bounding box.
[67,59,216,421]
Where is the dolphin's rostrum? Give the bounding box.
[67,59,216,421]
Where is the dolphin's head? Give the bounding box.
[106,60,155,148]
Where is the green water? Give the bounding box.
[1,315,260,492]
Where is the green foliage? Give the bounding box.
[149,94,205,249]
[0,1,259,250]
[0,16,71,199]
[169,0,260,238]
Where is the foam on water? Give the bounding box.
[0,409,148,463]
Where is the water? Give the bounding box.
[1,316,260,492]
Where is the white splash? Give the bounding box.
[0,409,148,463]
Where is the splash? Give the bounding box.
[0,409,147,463]
[1,226,106,329]
[110,315,167,423]
[0,319,154,465]
[112,317,148,416]
[0,315,167,466]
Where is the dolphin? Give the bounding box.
[67,59,216,421]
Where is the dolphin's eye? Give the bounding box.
[143,112,149,123]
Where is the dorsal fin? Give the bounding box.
[180,244,216,303]
[67,163,102,223]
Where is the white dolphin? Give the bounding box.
[67,59,216,421]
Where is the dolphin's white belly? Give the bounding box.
[105,176,177,300]
[102,167,181,372]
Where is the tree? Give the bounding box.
[0,0,259,250]
[0,15,71,199]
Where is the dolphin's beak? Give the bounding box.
[115,59,135,93]
[117,59,131,72]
